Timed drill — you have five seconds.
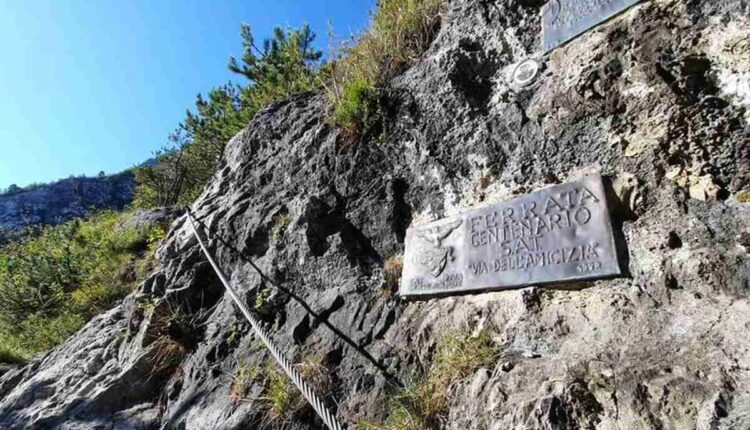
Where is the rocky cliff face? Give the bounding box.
[1,0,749,429]
[0,172,135,235]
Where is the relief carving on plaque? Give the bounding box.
[546,0,562,25]
[413,219,462,277]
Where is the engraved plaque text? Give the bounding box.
[400,175,621,298]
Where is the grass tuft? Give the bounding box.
[265,364,301,419]
[268,358,331,417]
[149,336,186,378]
[271,213,292,242]
[361,331,499,429]
[325,0,445,134]
[253,287,274,316]
[382,255,404,298]
[143,296,210,380]
[357,401,431,430]
[230,362,261,402]
[229,358,331,427]
[413,331,499,418]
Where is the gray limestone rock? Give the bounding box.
[1,0,749,428]
[0,171,135,235]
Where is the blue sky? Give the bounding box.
[0,0,374,189]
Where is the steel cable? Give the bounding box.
[186,211,344,430]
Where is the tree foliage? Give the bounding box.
[4,184,20,195]
[134,24,323,208]
[230,24,323,112]
[134,1,445,208]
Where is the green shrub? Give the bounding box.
[0,211,163,358]
[326,0,445,133]
[132,84,253,208]
[13,312,86,354]
[332,76,379,134]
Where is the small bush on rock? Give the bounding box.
[326,0,445,133]
[253,287,274,316]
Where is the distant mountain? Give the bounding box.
[0,171,135,233]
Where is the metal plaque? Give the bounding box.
[512,58,541,87]
[542,0,643,53]
[400,175,621,298]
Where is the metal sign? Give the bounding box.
[400,175,621,298]
[542,0,643,52]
